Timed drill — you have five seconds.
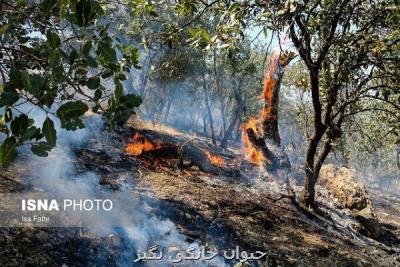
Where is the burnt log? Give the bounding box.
[123,128,243,179]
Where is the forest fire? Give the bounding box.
[262,54,278,120]
[124,133,162,156]
[241,54,279,166]
[241,124,265,166]
[204,150,225,167]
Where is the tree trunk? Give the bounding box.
[235,121,241,142]
[300,135,322,207]
[220,60,247,148]
[242,51,295,169]
[220,111,239,148]
[219,99,227,134]
[396,144,400,172]
[301,117,343,207]
[203,74,216,145]
[262,64,281,145]
[163,99,172,123]
[202,109,207,134]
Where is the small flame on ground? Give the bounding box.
[204,150,225,167]
[124,133,162,156]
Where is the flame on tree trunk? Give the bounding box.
[242,51,295,168]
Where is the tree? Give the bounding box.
[275,0,400,206]
[120,2,267,147]
[0,0,142,166]
[155,0,400,206]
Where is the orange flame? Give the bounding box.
[245,117,260,135]
[241,130,265,166]
[124,133,162,156]
[241,119,265,166]
[204,150,225,167]
[262,53,278,120]
[241,53,279,166]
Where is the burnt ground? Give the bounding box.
[0,121,399,267]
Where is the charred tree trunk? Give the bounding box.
[262,77,281,145]
[262,52,295,145]
[243,51,295,170]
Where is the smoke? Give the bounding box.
[14,104,227,267]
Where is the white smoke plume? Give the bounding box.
[14,104,227,267]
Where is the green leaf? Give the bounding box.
[149,11,158,18]
[101,69,113,79]
[94,89,102,101]
[42,117,57,147]
[10,114,29,138]
[0,90,19,107]
[39,90,56,107]
[116,85,123,100]
[0,24,11,34]
[0,137,17,167]
[75,0,105,27]
[75,0,89,26]
[56,101,88,130]
[85,55,98,68]
[57,101,89,118]
[46,31,61,48]
[5,108,12,122]
[97,41,117,63]
[30,75,47,97]
[0,115,4,127]
[41,0,55,12]
[114,106,132,126]
[90,0,105,17]
[21,126,38,142]
[120,94,142,108]
[86,76,100,89]
[9,68,32,91]
[122,45,140,65]
[82,40,92,55]
[69,49,78,65]
[49,50,61,69]
[31,142,52,157]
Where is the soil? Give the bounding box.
[0,122,399,267]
